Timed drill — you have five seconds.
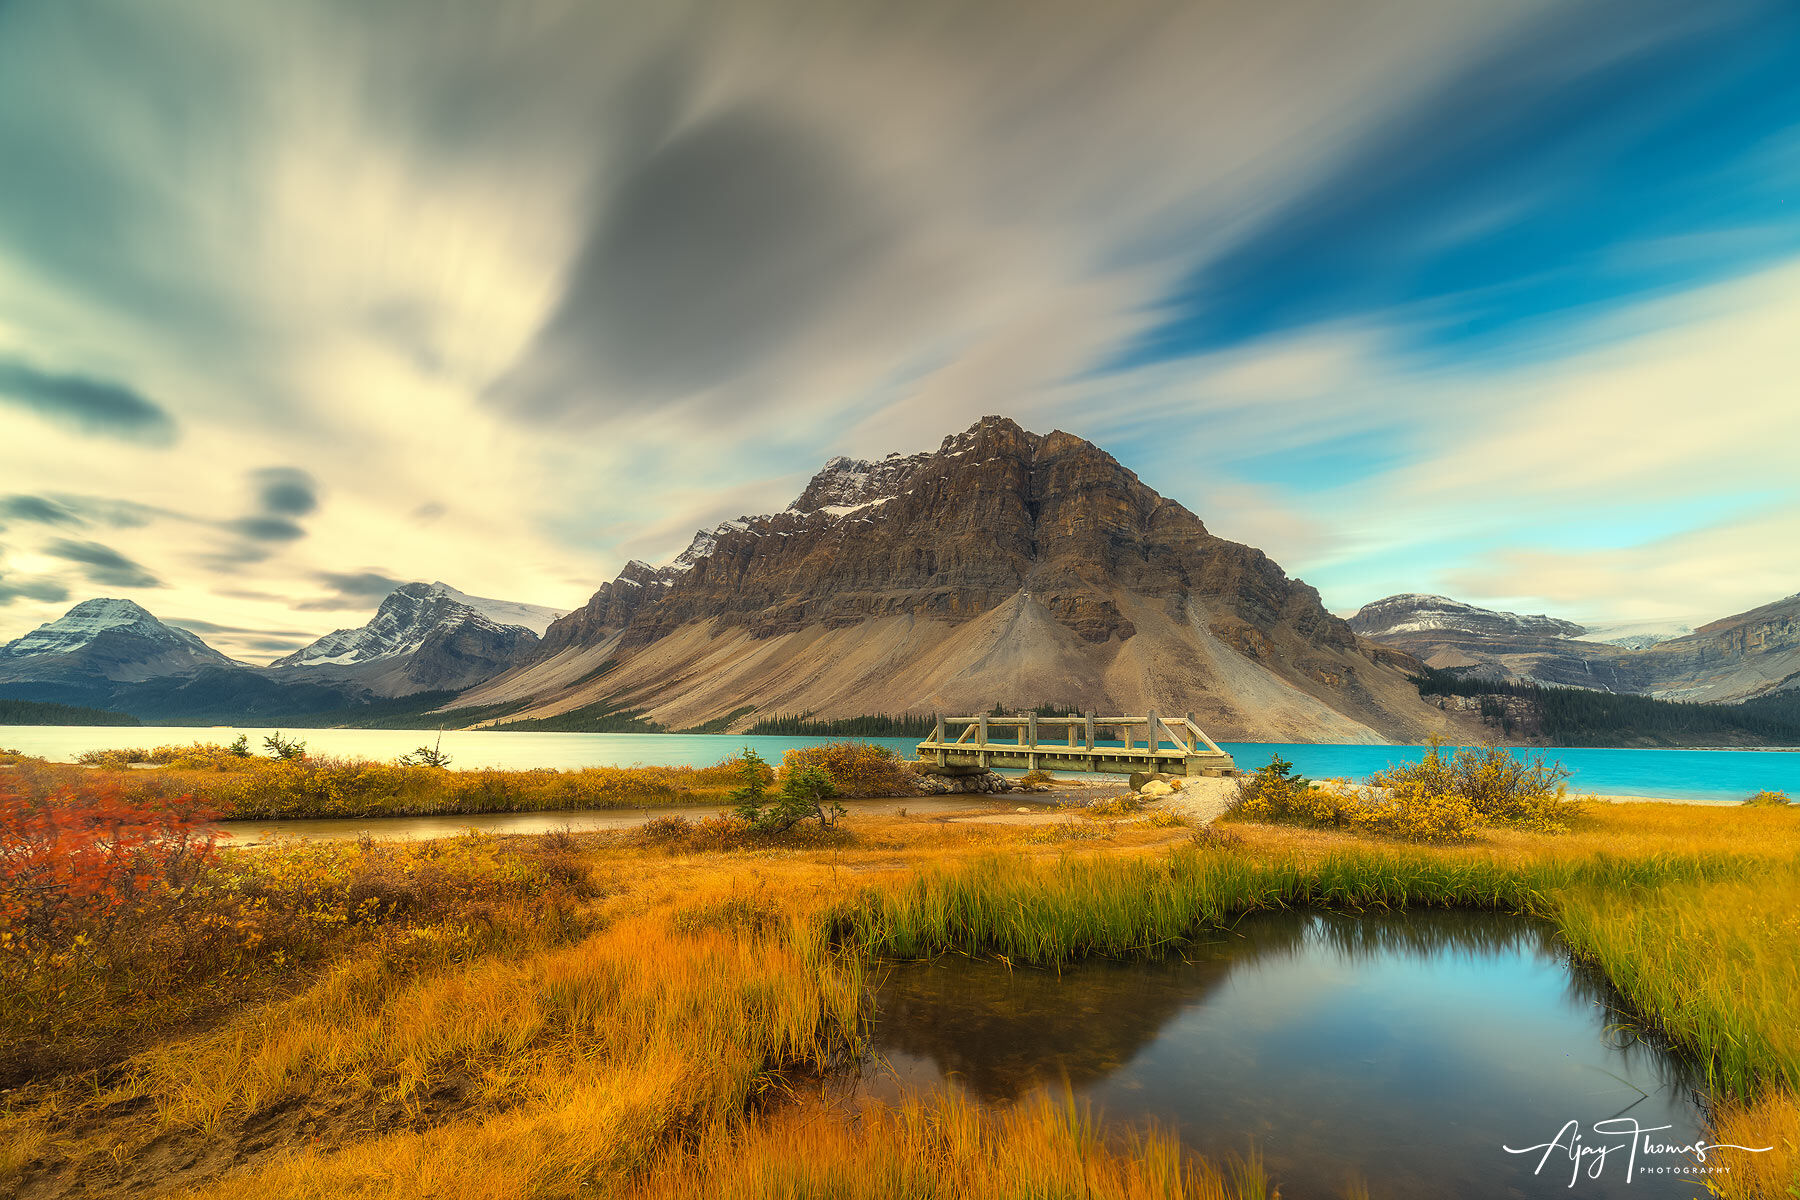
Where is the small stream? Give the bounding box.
[863,910,1730,1199]
[208,794,1004,845]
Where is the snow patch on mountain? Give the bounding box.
[1,598,230,662]
[426,582,564,635]
[274,583,548,668]
[1349,594,1587,639]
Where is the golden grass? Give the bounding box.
[632,1088,1274,1200]
[2,799,1797,1199]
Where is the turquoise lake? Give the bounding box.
[2,725,1794,802]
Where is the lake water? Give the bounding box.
[2,725,1794,802]
[864,910,1725,1199]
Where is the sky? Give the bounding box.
[0,0,1796,662]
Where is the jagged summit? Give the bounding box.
[469,415,1464,743]
[274,583,540,668]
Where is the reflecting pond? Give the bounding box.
[865,911,1732,1199]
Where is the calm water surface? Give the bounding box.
[865,911,1723,1200]
[4,726,1794,801]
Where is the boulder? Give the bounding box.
[1139,780,1174,798]
[917,770,1015,795]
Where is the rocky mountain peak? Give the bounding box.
[1349,594,1586,640]
[274,582,541,668]
[0,597,241,686]
[1,597,228,662]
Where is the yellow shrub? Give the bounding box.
[777,742,920,798]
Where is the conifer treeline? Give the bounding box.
[1412,668,1800,746]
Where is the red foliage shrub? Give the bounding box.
[0,777,221,961]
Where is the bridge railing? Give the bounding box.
[923,710,1227,757]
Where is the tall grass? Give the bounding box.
[11,751,749,819]
[838,848,1740,963]
[633,1087,1274,1200]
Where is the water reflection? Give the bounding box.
[867,911,1714,1200]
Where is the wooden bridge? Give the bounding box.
[915,711,1237,777]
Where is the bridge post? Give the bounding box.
[977,713,988,746]
[1147,709,1160,756]
[1084,711,1094,751]
[933,715,946,766]
[1027,711,1039,769]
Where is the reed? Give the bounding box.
[837,847,1743,964]
[632,1086,1274,1200]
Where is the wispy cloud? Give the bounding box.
[0,0,1794,644]
[42,538,162,589]
[0,357,177,445]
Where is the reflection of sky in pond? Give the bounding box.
[867,911,1719,1200]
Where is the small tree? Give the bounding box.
[728,748,773,825]
[264,731,307,761]
[227,734,252,758]
[769,764,845,832]
[730,749,844,833]
[398,734,452,768]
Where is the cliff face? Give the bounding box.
[1351,591,1800,704]
[459,417,1473,743]
[1622,594,1800,702]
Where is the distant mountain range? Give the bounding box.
[1,415,1793,741]
[1349,592,1798,703]
[0,584,564,721]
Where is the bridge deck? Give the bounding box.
[915,711,1237,777]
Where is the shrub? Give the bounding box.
[778,742,921,798]
[1745,790,1793,806]
[1018,769,1056,791]
[1226,743,1582,843]
[1229,756,1352,826]
[1371,741,1579,833]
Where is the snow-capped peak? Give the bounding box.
[0,597,236,667]
[274,582,550,668]
[425,582,565,635]
[1348,594,1587,639]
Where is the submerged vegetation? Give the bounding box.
[3,741,1798,1198]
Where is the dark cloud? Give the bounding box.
[295,570,404,610]
[490,105,891,419]
[228,516,307,542]
[251,467,319,516]
[0,574,72,606]
[51,495,174,528]
[42,538,162,588]
[412,501,447,523]
[0,357,178,445]
[242,636,312,652]
[169,617,312,638]
[193,544,272,571]
[0,495,82,526]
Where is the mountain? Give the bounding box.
[1349,594,1586,641]
[0,598,242,688]
[1625,593,1800,703]
[271,582,550,696]
[459,416,1477,744]
[1352,591,1800,704]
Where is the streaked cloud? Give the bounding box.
[0,357,177,445]
[42,538,162,588]
[0,0,1793,647]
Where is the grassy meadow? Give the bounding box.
[2,745,1798,1198]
